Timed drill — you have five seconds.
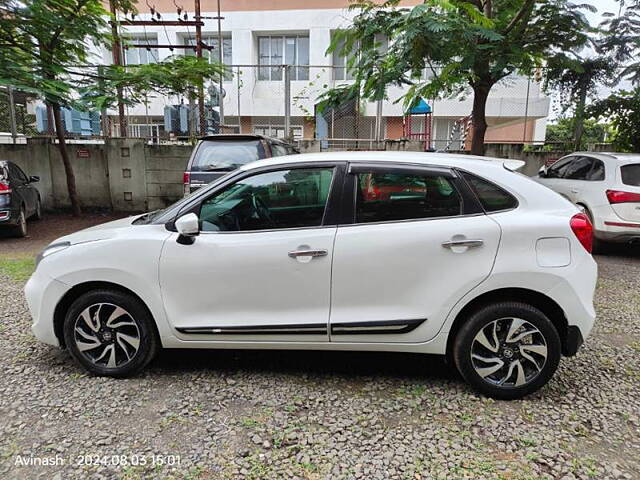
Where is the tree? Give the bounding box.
[319,0,592,155]
[600,0,640,84]
[589,87,640,152]
[0,1,224,216]
[0,0,136,216]
[544,117,612,150]
[545,57,618,151]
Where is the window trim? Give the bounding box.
[257,34,310,81]
[339,162,483,227]
[166,161,347,234]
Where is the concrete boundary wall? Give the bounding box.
[0,138,571,213]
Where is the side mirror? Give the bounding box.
[175,212,200,245]
[29,175,40,183]
[538,166,547,178]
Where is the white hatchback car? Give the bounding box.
[25,152,597,399]
[535,152,640,251]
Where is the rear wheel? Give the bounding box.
[579,204,605,254]
[12,206,27,238]
[32,197,42,220]
[63,289,159,377]
[453,302,561,400]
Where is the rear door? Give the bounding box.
[329,163,501,343]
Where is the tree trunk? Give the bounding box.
[51,103,81,216]
[470,84,491,156]
[573,84,588,151]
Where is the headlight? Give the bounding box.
[35,241,71,268]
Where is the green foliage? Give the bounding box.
[545,117,612,150]
[600,0,640,85]
[589,87,640,153]
[80,56,225,111]
[319,0,593,111]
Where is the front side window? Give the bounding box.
[199,168,334,232]
[355,171,461,223]
[563,157,594,180]
[258,35,309,81]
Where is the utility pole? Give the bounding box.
[284,65,291,140]
[109,0,127,137]
[195,0,206,135]
[217,0,225,129]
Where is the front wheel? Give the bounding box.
[63,289,159,377]
[453,302,561,400]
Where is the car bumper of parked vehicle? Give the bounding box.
[0,209,10,222]
[24,267,69,347]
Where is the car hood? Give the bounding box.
[54,214,142,246]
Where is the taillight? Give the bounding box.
[570,213,593,253]
[0,181,11,194]
[183,172,190,185]
[606,189,640,204]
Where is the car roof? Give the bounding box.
[199,134,291,145]
[239,150,524,172]
[570,152,640,164]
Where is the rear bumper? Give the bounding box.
[0,208,18,224]
[593,206,640,242]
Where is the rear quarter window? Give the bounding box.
[621,164,640,186]
[460,171,518,212]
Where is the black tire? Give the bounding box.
[453,302,561,400]
[63,289,159,377]
[32,196,43,220]
[12,206,27,238]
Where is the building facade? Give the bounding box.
[97,0,550,147]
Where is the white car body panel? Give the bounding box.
[25,151,597,360]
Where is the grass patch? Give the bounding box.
[0,256,35,282]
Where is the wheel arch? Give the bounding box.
[53,281,160,348]
[446,287,570,359]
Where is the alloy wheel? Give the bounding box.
[73,303,141,369]
[470,317,548,388]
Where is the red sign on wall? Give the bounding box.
[77,149,90,158]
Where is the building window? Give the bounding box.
[258,35,309,81]
[122,35,159,65]
[332,33,387,81]
[184,36,233,80]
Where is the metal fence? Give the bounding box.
[2,65,550,151]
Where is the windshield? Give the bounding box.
[191,139,266,171]
[133,170,238,225]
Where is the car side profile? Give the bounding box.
[535,152,640,251]
[0,160,42,237]
[25,152,597,399]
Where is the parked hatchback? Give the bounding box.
[26,152,597,400]
[183,134,298,195]
[535,152,640,251]
[0,160,42,237]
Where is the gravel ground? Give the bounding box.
[0,247,639,479]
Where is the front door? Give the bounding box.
[159,165,340,342]
[329,165,501,343]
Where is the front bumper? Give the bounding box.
[24,267,69,347]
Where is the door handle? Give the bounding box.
[442,239,484,249]
[571,189,579,194]
[288,249,328,259]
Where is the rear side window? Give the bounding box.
[460,171,518,212]
[355,171,461,223]
[563,157,594,180]
[621,164,640,186]
[191,140,267,171]
[587,159,605,181]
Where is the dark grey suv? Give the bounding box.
[183,134,297,195]
[0,160,42,237]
